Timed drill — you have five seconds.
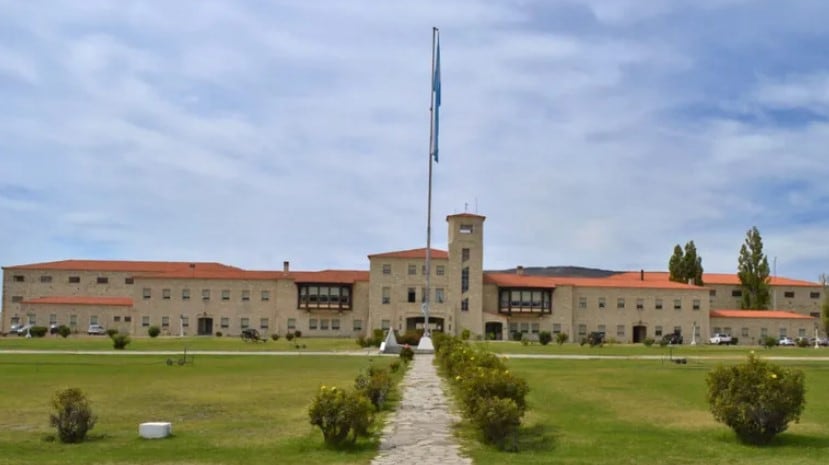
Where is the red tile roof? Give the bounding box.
[289,270,370,284]
[22,296,133,307]
[710,309,815,320]
[368,248,449,260]
[4,259,241,273]
[484,273,699,290]
[137,269,369,284]
[609,271,820,287]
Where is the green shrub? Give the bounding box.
[389,361,401,373]
[57,325,71,339]
[397,330,422,346]
[215,331,223,337]
[286,333,295,341]
[399,345,414,363]
[459,367,529,417]
[147,325,161,338]
[511,331,523,341]
[355,366,393,410]
[461,328,471,341]
[538,331,552,346]
[105,328,118,338]
[644,337,656,347]
[731,337,739,345]
[49,388,97,444]
[29,326,48,338]
[761,336,778,349]
[271,333,280,341]
[293,330,302,338]
[472,396,521,451]
[308,386,373,447]
[707,353,805,445]
[112,333,131,350]
[796,338,810,348]
[555,332,569,345]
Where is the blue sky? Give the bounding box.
[1,0,828,281]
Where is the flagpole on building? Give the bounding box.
[418,27,439,353]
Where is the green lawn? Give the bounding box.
[0,354,395,465]
[462,357,829,464]
[0,335,363,352]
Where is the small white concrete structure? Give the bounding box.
[139,422,172,439]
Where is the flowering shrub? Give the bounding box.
[707,353,805,445]
[355,366,393,410]
[472,396,521,451]
[308,386,373,447]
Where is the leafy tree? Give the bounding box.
[737,226,771,309]
[50,388,97,443]
[668,241,703,285]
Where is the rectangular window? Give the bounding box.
[162,316,170,327]
[142,316,150,327]
[553,323,561,334]
[40,275,52,283]
[811,292,821,299]
[287,318,296,330]
[779,328,787,337]
[242,290,250,301]
[436,265,445,276]
[89,315,98,325]
[124,316,131,323]
[162,288,171,300]
[381,319,390,330]
[222,290,230,301]
[655,326,663,337]
[422,265,427,275]
[673,326,682,334]
[509,322,518,334]
[598,324,606,333]
[462,248,470,261]
[760,327,768,337]
[408,264,417,275]
[240,318,249,329]
[784,291,795,298]
[811,312,820,318]
[460,224,474,234]
[655,298,663,310]
[13,275,24,282]
[520,322,529,333]
[709,289,716,297]
[461,298,469,311]
[435,288,445,303]
[11,296,22,303]
[598,297,606,309]
[143,288,151,300]
[713,326,721,334]
[221,317,229,328]
[331,319,340,330]
[97,277,108,284]
[261,290,270,301]
[461,267,469,292]
[741,327,749,337]
[579,297,587,309]
[260,318,269,330]
[352,319,362,331]
[673,299,682,310]
[69,315,77,326]
[68,276,80,283]
[382,264,391,275]
[382,287,390,304]
[578,324,587,336]
[182,317,189,328]
[49,314,57,324]
[202,289,210,300]
[692,299,701,310]
[731,289,742,297]
[320,319,329,330]
[114,316,121,322]
[125,277,134,285]
[531,323,540,334]
[182,288,191,300]
[799,328,806,338]
[309,319,318,330]
[636,298,644,310]
[421,287,428,303]
[617,298,625,309]
[724,326,731,335]
[617,325,625,337]
[407,288,416,303]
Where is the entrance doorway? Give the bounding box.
[406,317,444,333]
[197,317,213,336]
[632,325,647,343]
[484,322,503,340]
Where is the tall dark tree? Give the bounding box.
[737,226,771,309]
[668,242,703,285]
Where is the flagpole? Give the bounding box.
[419,27,438,351]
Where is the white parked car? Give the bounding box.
[709,333,734,345]
[87,324,107,336]
[778,337,796,346]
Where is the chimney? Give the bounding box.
[640,269,644,281]
[516,266,524,276]
[283,261,290,273]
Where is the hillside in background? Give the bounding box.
[488,266,618,278]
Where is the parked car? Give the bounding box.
[778,336,796,346]
[709,333,734,345]
[662,330,683,345]
[8,323,23,334]
[15,324,33,336]
[810,337,829,347]
[87,324,106,336]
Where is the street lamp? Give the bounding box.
[691,321,697,345]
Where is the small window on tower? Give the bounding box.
[459,224,474,234]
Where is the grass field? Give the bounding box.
[0,335,363,352]
[461,356,829,465]
[0,353,396,465]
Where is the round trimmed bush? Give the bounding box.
[538,331,552,346]
[57,325,72,338]
[147,325,161,338]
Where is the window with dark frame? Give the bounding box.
[461,267,469,293]
[297,284,352,310]
[497,288,552,315]
[407,288,416,303]
[784,291,795,298]
[69,276,80,283]
[97,277,108,284]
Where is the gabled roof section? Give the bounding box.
[609,271,820,287]
[4,259,241,274]
[138,269,285,280]
[711,309,815,320]
[22,296,133,307]
[484,272,700,290]
[368,248,449,260]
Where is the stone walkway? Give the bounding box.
[371,354,472,465]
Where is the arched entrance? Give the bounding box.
[484,322,503,340]
[632,325,647,343]
[406,317,444,333]
[197,317,213,336]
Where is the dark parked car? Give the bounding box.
[587,331,606,346]
[662,330,683,345]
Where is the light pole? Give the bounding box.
[815,322,820,349]
[691,321,697,345]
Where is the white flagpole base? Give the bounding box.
[416,335,434,353]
